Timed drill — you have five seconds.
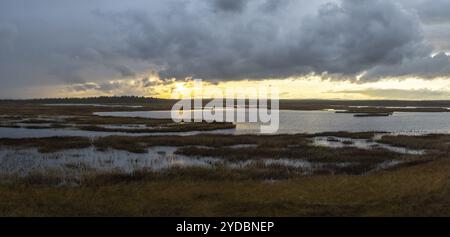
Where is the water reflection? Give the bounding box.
[96,110,450,135]
[0,146,362,177]
[312,136,425,155]
[1,110,450,138]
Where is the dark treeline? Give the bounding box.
[0,97,449,107]
[0,96,171,104]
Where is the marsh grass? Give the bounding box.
[1,157,450,216]
[0,133,444,217]
[0,137,91,153]
[76,122,235,133]
[342,140,354,145]
[310,132,383,139]
[174,145,408,164]
[93,134,309,152]
[0,134,431,167]
[1,113,236,133]
[0,101,175,116]
[64,115,172,126]
[379,134,450,152]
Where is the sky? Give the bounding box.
[0,0,450,100]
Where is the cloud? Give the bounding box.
[112,64,136,77]
[398,0,450,52]
[211,0,247,12]
[363,52,450,80]
[400,0,450,23]
[0,23,17,50]
[65,75,168,96]
[0,0,450,98]
[113,0,429,81]
[333,88,450,99]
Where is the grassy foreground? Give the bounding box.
[0,156,449,217]
[0,101,449,216]
[0,133,448,216]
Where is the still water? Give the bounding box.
[0,110,449,138]
[0,146,356,177]
[95,110,450,135]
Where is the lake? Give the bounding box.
[95,110,450,135]
[0,110,449,138]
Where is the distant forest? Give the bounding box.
[0,96,170,104]
[0,96,449,107]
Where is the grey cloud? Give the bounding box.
[212,0,247,12]
[115,0,429,81]
[1,0,450,98]
[397,0,450,52]
[67,76,165,96]
[294,0,425,74]
[69,81,123,93]
[259,0,292,13]
[0,0,139,89]
[70,83,100,92]
[400,0,450,23]
[422,22,450,52]
[363,52,450,80]
[0,23,17,50]
[112,64,136,77]
[334,88,450,99]
[141,77,159,88]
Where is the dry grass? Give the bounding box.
[0,134,310,153]
[309,132,382,139]
[174,145,407,164]
[77,122,235,133]
[1,113,236,134]
[0,137,91,153]
[65,115,172,125]
[0,157,450,216]
[0,101,175,116]
[0,133,446,216]
[380,134,450,152]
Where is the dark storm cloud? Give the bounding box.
[363,52,450,80]
[400,0,450,23]
[113,0,430,81]
[212,0,247,12]
[292,0,425,75]
[111,64,136,77]
[1,0,450,98]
